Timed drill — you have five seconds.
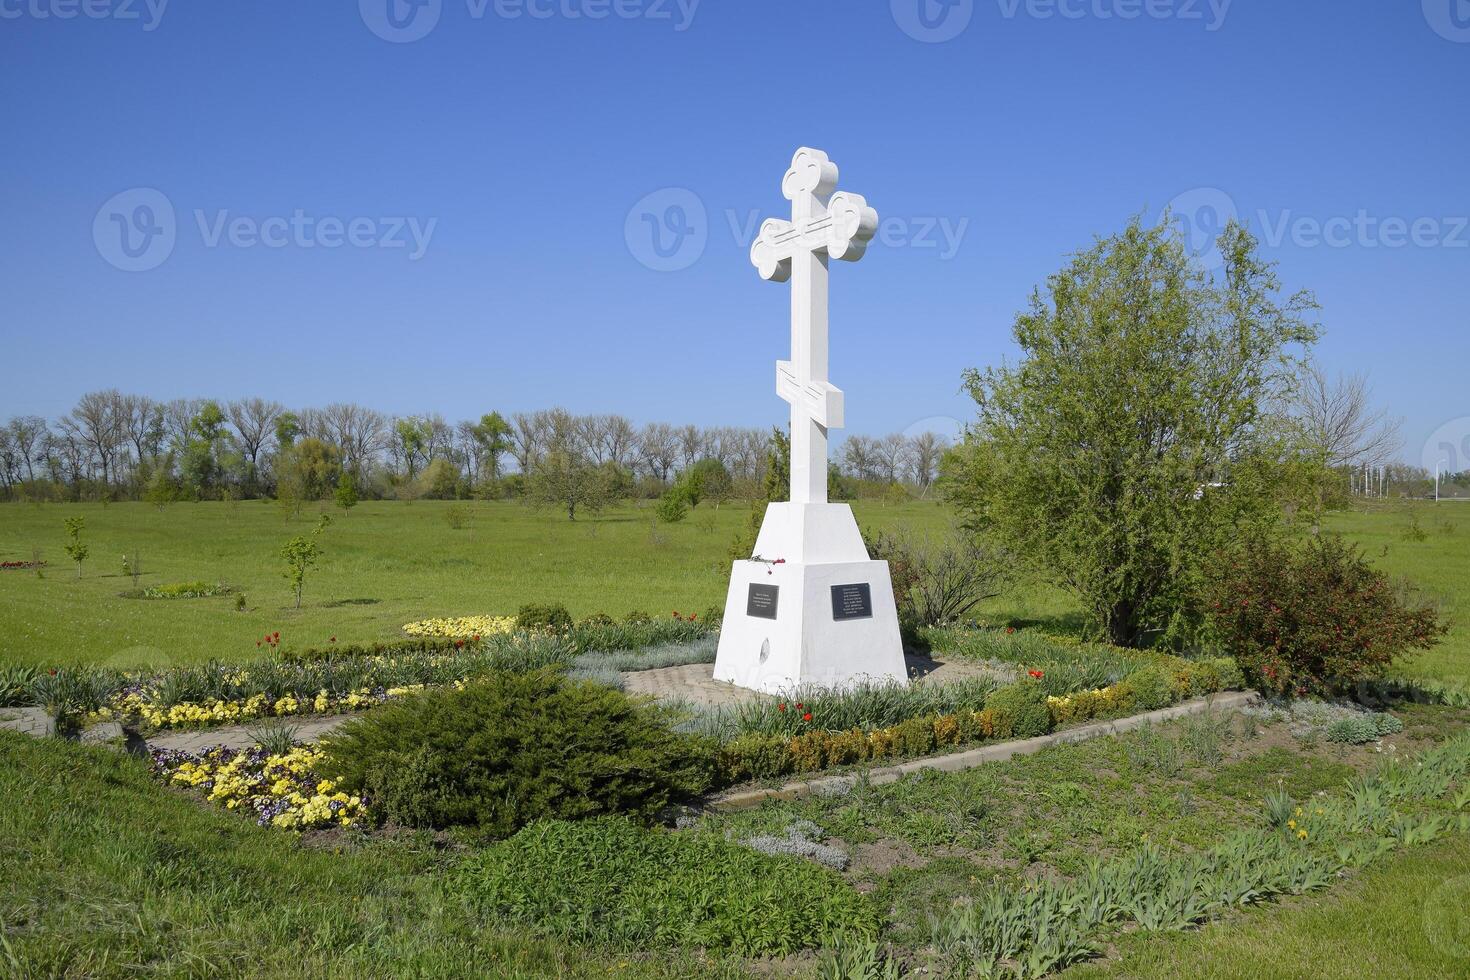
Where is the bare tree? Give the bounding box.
[875,432,911,483]
[320,403,387,477]
[1294,363,1403,469]
[6,416,48,482]
[639,422,679,482]
[228,397,283,481]
[677,424,702,470]
[161,398,204,450]
[599,414,638,471]
[842,434,880,481]
[510,411,548,474]
[907,431,949,489]
[120,395,162,471]
[62,390,126,488]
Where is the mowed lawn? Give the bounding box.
[0,499,1464,680]
[0,499,949,668]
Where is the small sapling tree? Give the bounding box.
[280,514,331,609]
[62,517,88,579]
[335,471,359,514]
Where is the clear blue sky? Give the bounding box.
[3,1,1467,464]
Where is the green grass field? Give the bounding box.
[0,499,946,668]
[4,497,1470,977]
[1,499,1466,683]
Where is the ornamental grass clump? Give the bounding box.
[318,671,715,838]
[454,817,877,955]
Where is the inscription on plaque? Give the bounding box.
[830,582,873,621]
[746,583,780,620]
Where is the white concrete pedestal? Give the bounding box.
[713,502,908,694]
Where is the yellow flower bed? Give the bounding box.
[153,745,368,830]
[402,615,517,638]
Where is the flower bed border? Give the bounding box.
[709,690,1260,811]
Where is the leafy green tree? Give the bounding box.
[394,417,430,480]
[472,411,514,482]
[656,487,690,523]
[334,471,359,514]
[62,516,88,578]
[944,217,1318,647]
[417,458,460,499]
[274,411,301,449]
[528,449,611,521]
[280,514,331,609]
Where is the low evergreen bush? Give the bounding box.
[319,671,715,837]
[454,817,877,954]
[515,603,573,632]
[984,681,1052,738]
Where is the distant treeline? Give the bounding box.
[0,392,952,504]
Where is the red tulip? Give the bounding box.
[1028,670,1044,679]
[802,712,812,722]
[778,703,787,712]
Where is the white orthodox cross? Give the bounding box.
[750,147,878,505]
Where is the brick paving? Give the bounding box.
[0,707,53,739]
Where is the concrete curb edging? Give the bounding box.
[708,689,1263,812]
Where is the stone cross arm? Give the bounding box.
[749,148,879,283]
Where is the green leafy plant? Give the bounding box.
[454,817,877,955]
[1204,533,1446,696]
[1324,712,1403,745]
[280,514,331,609]
[984,681,1052,739]
[62,517,88,578]
[515,602,573,632]
[319,671,715,837]
[139,581,232,599]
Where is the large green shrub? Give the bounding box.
[1204,533,1446,696]
[455,817,877,955]
[319,672,714,837]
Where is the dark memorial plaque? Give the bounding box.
[830,583,873,621]
[746,583,780,620]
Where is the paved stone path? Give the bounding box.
[147,713,356,754]
[621,655,1015,707]
[0,707,53,739]
[7,654,1016,754]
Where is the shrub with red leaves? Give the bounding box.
[1204,533,1446,696]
